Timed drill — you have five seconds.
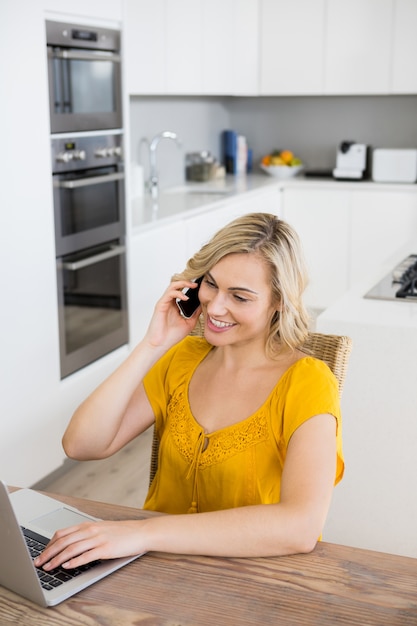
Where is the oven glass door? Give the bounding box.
[57,241,128,378]
[53,165,125,256]
[48,47,122,133]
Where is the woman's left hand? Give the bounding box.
[33,520,148,571]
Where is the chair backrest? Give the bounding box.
[148,330,352,485]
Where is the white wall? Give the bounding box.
[0,0,127,487]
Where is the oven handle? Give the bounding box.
[57,172,124,189]
[61,245,126,271]
[54,50,121,62]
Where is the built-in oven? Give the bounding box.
[46,20,122,134]
[57,240,128,379]
[51,131,128,378]
[52,132,125,256]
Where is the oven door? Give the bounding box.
[53,165,125,256]
[47,46,122,133]
[57,240,128,379]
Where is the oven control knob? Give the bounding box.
[73,150,86,161]
[95,148,109,158]
[56,151,73,163]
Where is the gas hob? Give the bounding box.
[365,254,417,301]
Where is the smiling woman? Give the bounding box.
[35,213,344,575]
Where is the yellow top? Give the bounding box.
[143,336,343,514]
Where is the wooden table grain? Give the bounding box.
[1,490,416,625]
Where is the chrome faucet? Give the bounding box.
[148,131,182,199]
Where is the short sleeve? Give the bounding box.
[274,357,344,484]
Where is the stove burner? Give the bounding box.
[365,254,417,302]
[394,256,417,298]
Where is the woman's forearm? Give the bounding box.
[141,503,321,558]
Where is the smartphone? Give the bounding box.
[176,277,203,318]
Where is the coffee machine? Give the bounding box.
[333,141,369,180]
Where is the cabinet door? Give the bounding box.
[124,0,165,94]
[282,189,350,311]
[165,0,203,94]
[350,190,417,285]
[203,0,259,95]
[325,0,392,94]
[186,205,234,258]
[391,0,417,93]
[260,0,325,95]
[128,222,188,345]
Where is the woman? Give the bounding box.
[35,213,343,572]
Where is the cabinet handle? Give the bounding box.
[56,172,124,189]
[60,245,125,271]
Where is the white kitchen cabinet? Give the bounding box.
[391,0,417,93]
[282,188,350,311]
[124,0,165,94]
[282,184,417,311]
[325,0,392,94]
[124,0,258,95]
[203,0,259,95]
[128,221,188,345]
[350,189,417,285]
[165,0,203,94]
[260,0,325,95]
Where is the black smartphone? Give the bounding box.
[176,277,203,318]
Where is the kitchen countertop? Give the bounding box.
[131,173,417,233]
[130,174,279,232]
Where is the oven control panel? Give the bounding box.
[51,133,123,172]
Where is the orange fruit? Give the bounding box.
[261,155,271,166]
[280,150,294,164]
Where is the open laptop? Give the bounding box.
[0,481,143,607]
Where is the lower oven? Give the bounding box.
[51,131,128,378]
[57,239,128,379]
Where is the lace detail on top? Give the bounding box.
[167,387,270,468]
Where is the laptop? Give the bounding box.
[0,481,143,607]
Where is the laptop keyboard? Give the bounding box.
[21,526,100,591]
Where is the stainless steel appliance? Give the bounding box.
[52,133,125,255]
[52,132,128,378]
[365,254,417,301]
[46,20,122,134]
[333,141,369,180]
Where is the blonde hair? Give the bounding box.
[173,213,310,354]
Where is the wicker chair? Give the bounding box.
[148,329,352,485]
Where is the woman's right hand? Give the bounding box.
[144,280,202,351]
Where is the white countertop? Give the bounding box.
[130,173,417,233]
[130,174,280,232]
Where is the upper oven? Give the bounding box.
[52,132,125,256]
[46,20,122,134]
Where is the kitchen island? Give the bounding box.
[316,241,417,558]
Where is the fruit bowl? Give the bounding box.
[260,164,304,179]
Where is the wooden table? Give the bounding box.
[1,491,416,625]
